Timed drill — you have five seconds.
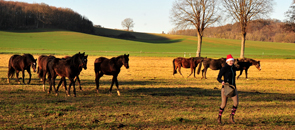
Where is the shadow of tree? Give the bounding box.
[94,27,183,44]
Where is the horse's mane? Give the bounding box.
[68,53,83,67]
[115,55,124,60]
[243,58,259,65]
[22,54,35,62]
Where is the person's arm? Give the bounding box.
[217,67,225,85]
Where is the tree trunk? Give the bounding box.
[240,33,246,58]
[196,33,202,57]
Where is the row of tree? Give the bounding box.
[170,0,295,58]
[0,0,94,34]
[169,19,295,43]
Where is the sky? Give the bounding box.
[7,0,295,33]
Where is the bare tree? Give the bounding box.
[223,0,273,58]
[171,0,220,57]
[121,18,134,31]
[285,2,295,23]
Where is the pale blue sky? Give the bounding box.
[8,0,295,33]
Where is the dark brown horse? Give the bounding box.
[56,54,88,91]
[37,55,56,91]
[172,57,204,78]
[47,52,85,97]
[7,54,37,84]
[94,54,129,96]
[235,58,261,79]
[197,58,227,79]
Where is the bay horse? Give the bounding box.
[235,58,261,79]
[37,55,56,91]
[172,57,204,78]
[47,52,85,97]
[197,58,227,79]
[56,54,88,91]
[7,54,37,84]
[94,54,129,96]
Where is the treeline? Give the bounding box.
[0,0,94,34]
[169,19,295,43]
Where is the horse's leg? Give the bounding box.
[95,72,103,94]
[69,78,76,97]
[63,77,68,96]
[22,69,25,84]
[16,71,20,84]
[42,70,47,92]
[75,76,82,91]
[204,68,208,79]
[237,70,243,79]
[27,68,31,84]
[193,67,196,78]
[109,75,116,94]
[201,69,205,79]
[187,67,193,78]
[178,66,184,77]
[52,77,58,96]
[114,75,121,96]
[245,68,249,79]
[56,77,64,92]
[68,78,71,96]
[48,76,52,94]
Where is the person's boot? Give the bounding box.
[229,106,237,124]
[229,114,235,124]
[217,115,222,124]
[218,107,224,124]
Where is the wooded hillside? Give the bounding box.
[0,0,94,34]
[169,19,295,43]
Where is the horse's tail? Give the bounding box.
[8,58,15,78]
[94,58,101,73]
[38,68,44,79]
[172,59,177,75]
[197,59,203,75]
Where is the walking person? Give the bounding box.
[217,54,239,124]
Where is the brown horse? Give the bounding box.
[94,54,129,96]
[47,52,85,97]
[235,58,261,79]
[172,57,204,78]
[197,58,227,79]
[7,54,37,84]
[37,55,56,91]
[56,54,88,91]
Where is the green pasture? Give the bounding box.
[1,28,295,58]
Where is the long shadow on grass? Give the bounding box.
[128,87,295,102]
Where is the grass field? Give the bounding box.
[1,28,295,58]
[0,54,295,129]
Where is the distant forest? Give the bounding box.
[0,0,94,34]
[169,19,295,43]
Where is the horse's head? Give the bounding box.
[72,52,84,68]
[83,55,88,70]
[24,54,37,72]
[123,54,129,69]
[234,59,240,69]
[32,59,37,72]
[255,61,261,71]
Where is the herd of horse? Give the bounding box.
[172,57,261,79]
[7,53,260,97]
[7,52,129,97]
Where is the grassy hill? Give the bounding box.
[1,28,295,58]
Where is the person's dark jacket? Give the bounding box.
[217,63,237,86]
